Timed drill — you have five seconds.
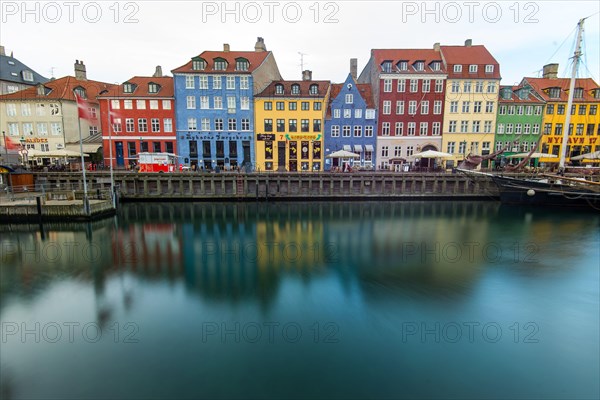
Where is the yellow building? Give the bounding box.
[440,42,501,168]
[524,66,600,164]
[254,74,330,172]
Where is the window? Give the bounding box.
[397,79,406,92]
[421,101,429,114]
[484,121,492,133]
[126,118,134,132]
[419,122,428,136]
[149,100,159,110]
[447,142,456,154]
[289,119,297,132]
[454,65,462,73]
[546,104,554,114]
[314,120,322,132]
[486,101,493,113]
[241,97,250,110]
[432,122,441,136]
[201,118,210,131]
[543,123,551,135]
[236,59,249,71]
[395,122,403,136]
[461,121,469,133]
[185,75,195,89]
[525,105,533,115]
[342,125,351,137]
[161,100,171,110]
[382,61,392,73]
[229,118,237,131]
[557,105,565,115]
[51,122,62,135]
[138,118,148,132]
[151,118,160,132]
[345,94,354,104]
[463,81,472,93]
[451,81,460,93]
[409,79,418,92]
[383,101,391,115]
[22,123,33,136]
[199,76,208,89]
[590,105,598,115]
[449,121,457,133]
[354,126,362,137]
[276,119,285,132]
[473,101,482,113]
[275,84,284,94]
[469,65,477,73]
[381,123,390,136]
[355,109,362,118]
[6,103,16,116]
[365,126,373,137]
[214,96,223,109]
[475,82,483,93]
[486,82,496,93]
[215,118,224,131]
[450,101,458,113]
[396,101,405,115]
[414,61,424,71]
[535,106,542,115]
[579,105,587,115]
[462,101,470,113]
[508,106,515,115]
[573,88,584,98]
[485,65,494,73]
[36,103,45,116]
[381,146,389,157]
[301,102,310,111]
[37,123,48,136]
[422,80,430,92]
[333,109,340,118]
[523,124,531,135]
[214,59,227,71]
[186,96,196,109]
[344,109,351,118]
[365,110,375,119]
[434,101,442,114]
[517,106,524,115]
[264,101,272,111]
[241,119,250,131]
[472,121,480,133]
[408,101,417,115]
[435,79,443,93]
[309,85,318,95]
[21,103,31,116]
[394,146,402,157]
[187,117,197,130]
[331,126,340,137]
[276,101,285,111]
[7,123,19,136]
[149,83,159,93]
[301,119,310,132]
[200,96,209,109]
[226,76,235,89]
[290,84,300,95]
[532,124,540,135]
[576,123,584,135]
[506,123,513,134]
[314,102,322,111]
[192,59,205,70]
[383,79,392,92]
[499,105,506,115]
[164,118,173,132]
[407,123,416,136]
[240,76,249,90]
[398,61,408,71]
[458,141,466,155]
[212,76,222,89]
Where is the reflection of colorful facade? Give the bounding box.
[495,84,545,164]
[324,73,377,170]
[254,73,330,172]
[523,65,600,164]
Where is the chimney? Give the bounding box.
[302,70,312,81]
[153,65,163,77]
[464,39,472,47]
[542,63,559,79]
[223,43,230,52]
[350,58,358,81]
[74,60,87,80]
[0,46,5,56]
[254,37,266,52]
[433,42,440,51]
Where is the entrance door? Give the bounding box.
[277,142,286,171]
[242,141,251,167]
[115,142,124,167]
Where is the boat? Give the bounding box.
[460,18,600,210]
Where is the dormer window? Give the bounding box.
[382,61,392,73]
[469,65,477,73]
[309,84,318,95]
[518,89,528,100]
[192,58,206,71]
[235,58,249,71]
[501,88,512,100]
[397,61,408,71]
[414,61,424,71]
[148,82,160,93]
[8,60,15,65]
[431,61,441,71]
[275,84,284,95]
[22,70,34,82]
[213,58,227,71]
[73,87,86,99]
[573,87,584,99]
[549,87,561,98]
[123,83,135,93]
[485,65,494,73]
[454,65,462,73]
[291,84,300,95]
[594,89,600,99]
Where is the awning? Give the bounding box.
[343,145,351,152]
[365,145,374,152]
[354,145,363,152]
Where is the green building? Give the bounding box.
[495,84,545,167]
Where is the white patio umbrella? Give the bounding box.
[325,150,360,159]
[410,150,454,158]
[506,152,557,158]
[571,150,600,161]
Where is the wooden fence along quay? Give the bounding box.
[1,171,501,222]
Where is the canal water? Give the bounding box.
[1,202,598,399]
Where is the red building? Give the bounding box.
[358,47,447,170]
[98,70,175,168]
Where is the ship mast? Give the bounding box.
[559,18,585,171]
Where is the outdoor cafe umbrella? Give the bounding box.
[27,149,89,157]
[410,150,453,159]
[325,150,360,159]
[506,152,558,158]
[570,150,600,161]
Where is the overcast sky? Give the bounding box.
[2,1,599,86]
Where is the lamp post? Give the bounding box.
[19,137,28,167]
[2,131,7,162]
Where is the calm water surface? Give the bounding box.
[1,202,598,399]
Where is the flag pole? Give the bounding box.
[78,117,90,215]
[107,99,115,208]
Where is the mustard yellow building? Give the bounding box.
[254,73,330,172]
[523,65,600,164]
[440,42,501,168]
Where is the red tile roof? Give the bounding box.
[256,80,331,97]
[440,45,501,79]
[326,83,376,118]
[97,76,174,98]
[370,49,446,74]
[172,50,271,74]
[0,76,115,104]
[523,77,600,102]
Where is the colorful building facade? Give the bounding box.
[254,73,330,172]
[523,64,600,164]
[495,84,545,165]
[172,38,281,171]
[98,72,175,168]
[358,47,446,170]
[324,72,377,170]
[440,41,501,168]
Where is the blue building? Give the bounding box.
[172,38,281,170]
[324,71,378,171]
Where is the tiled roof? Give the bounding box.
[256,80,330,97]
[524,77,600,102]
[97,76,174,98]
[326,83,376,118]
[370,49,446,74]
[172,51,271,74]
[440,45,501,79]
[0,53,48,85]
[498,85,545,103]
[0,76,115,104]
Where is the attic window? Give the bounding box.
[148,83,160,93]
[22,70,34,81]
[309,84,318,95]
[573,88,584,99]
[73,87,86,99]
[123,83,134,93]
[518,89,528,100]
[10,72,18,76]
[485,65,494,73]
[235,58,249,71]
[431,61,441,71]
[8,60,15,65]
[469,65,477,73]
[501,88,512,100]
[549,88,560,98]
[381,61,392,73]
[453,65,462,73]
[291,84,300,95]
[275,84,284,94]
[397,61,408,71]
[192,58,206,71]
[595,89,600,99]
[214,58,227,71]
[414,61,424,71]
